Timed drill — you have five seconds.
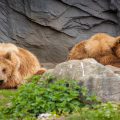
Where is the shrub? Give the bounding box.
[1,74,99,119]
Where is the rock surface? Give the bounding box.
[0,0,120,67]
[106,65,120,75]
[37,113,64,120]
[44,59,120,102]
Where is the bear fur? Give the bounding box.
[68,33,120,67]
[0,43,46,89]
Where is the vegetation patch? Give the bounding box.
[0,74,120,120]
[65,102,120,120]
[0,90,16,119]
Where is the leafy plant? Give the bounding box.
[1,74,99,119]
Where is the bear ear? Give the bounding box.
[4,52,12,60]
[5,52,20,69]
[116,36,120,44]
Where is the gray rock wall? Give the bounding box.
[0,0,120,67]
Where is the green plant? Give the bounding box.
[1,74,100,119]
[0,90,16,120]
[66,102,120,120]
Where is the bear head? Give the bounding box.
[0,52,20,86]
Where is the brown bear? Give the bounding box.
[68,33,120,67]
[0,43,46,89]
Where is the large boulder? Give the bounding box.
[44,59,120,102]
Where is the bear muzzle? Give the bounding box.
[0,79,4,85]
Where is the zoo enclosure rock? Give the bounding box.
[0,0,120,67]
[44,59,120,102]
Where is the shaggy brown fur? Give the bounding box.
[0,43,46,89]
[68,33,120,67]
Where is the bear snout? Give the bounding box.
[0,79,4,85]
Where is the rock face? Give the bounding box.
[44,59,120,102]
[0,0,120,67]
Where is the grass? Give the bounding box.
[0,89,16,120]
[65,103,120,120]
[0,89,16,119]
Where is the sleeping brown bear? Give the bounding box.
[68,33,120,67]
[0,43,46,89]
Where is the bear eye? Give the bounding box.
[2,68,6,74]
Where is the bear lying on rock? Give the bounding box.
[0,43,46,89]
[68,33,120,67]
